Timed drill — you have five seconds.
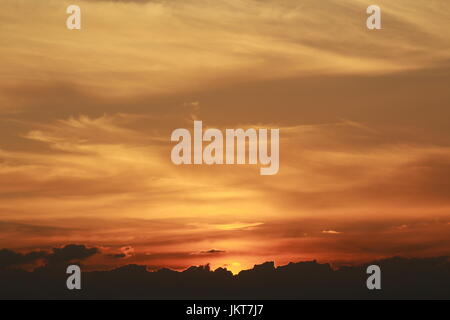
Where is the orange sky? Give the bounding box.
[1,0,450,274]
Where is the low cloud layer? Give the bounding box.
[0,245,99,270]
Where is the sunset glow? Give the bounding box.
[1,0,450,274]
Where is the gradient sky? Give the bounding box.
[1,0,450,273]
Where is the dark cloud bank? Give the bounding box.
[0,245,99,269]
[1,245,449,299]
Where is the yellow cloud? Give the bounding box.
[1,0,449,99]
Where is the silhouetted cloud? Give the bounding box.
[46,245,99,264]
[0,245,100,270]
[200,249,226,255]
[0,249,47,269]
[0,253,449,299]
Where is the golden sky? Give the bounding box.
[1,0,450,273]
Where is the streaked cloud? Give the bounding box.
[1,0,449,99]
[322,230,342,234]
[0,0,449,271]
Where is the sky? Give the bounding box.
[1,0,450,274]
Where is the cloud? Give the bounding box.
[1,113,450,269]
[189,222,264,231]
[200,249,226,255]
[0,244,99,269]
[2,254,450,299]
[322,230,341,234]
[0,221,74,237]
[46,245,100,264]
[0,0,449,272]
[1,0,449,99]
[87,0,156,2]
[118,246,135,258]
[0,249,47,269]
[1,214,449,272]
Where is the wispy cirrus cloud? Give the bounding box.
[1,0,450,272]
[1,0,449,99]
